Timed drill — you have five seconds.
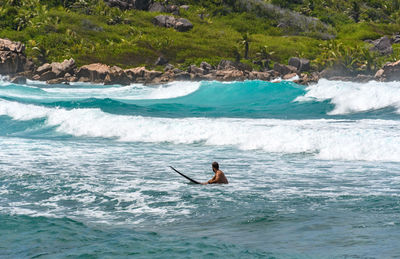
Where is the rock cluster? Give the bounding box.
[288,57,310,72]
[0,39,321,86]
[319,64,375,83]
[153,15,193,32]
[0,38,31,75]
[29,62,164,85]
[0,40,319,86]
[149,2,182,15]
[375,60,400,81]
[366,36,393,55]
[103,0,189,14]
[22,59,317,86]
[103,0,151,10]
[33,58,76,83]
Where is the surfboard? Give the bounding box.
[169,166,201,184]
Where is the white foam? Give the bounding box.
[271,77,282,83]
[286,74,300,81]
[144,81,200,99]
[270,76,299,82]
[36,81,200,100]
[0,75,11,86]
[296,79,400,114]
[1,99,400,162]
[0,99,51,120]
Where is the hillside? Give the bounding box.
[1,0,400,74]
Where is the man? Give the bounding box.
[203,162,228,184]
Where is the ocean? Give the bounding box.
[0,78,399,258]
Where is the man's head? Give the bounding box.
[212,162,219,172]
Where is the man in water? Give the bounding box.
[203,162,228,184]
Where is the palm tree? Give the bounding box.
[350,1,360,23]
[256,45,275,69]
[233,44,241,62]
[240,33,251,59]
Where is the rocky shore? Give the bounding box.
[1,38,399,86]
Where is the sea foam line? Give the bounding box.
[296,79,400,114]
[0,81,200,101]
[1,99,400,162]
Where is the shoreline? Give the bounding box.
[1,65,388,87]
[5,58,321,87]
[1,38,398,87]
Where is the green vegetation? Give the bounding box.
[0,0,400,73]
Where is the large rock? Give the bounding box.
[320,64,354,79]
[0,38,27,75]
[188,65,204,75]
[132,0,151,10]
[9,75,27,84]
[166,5,180,15]
[144,70,163,81]
[288,57,310,72]
[149,3,180,15]
[217,60,252,72]
[104,66,131,85]
[76,63,111,83]
[152,15,193,32]
[104,0,151,10]
[215,70,246,81]
[150,75,172,85]
[0,51,26,75]
[392,34,400,44]
[36,63,52,75]
[164,63,175,72]
[370,36,393,55]
[374,68,385,79]
[125,66,146,81]
[104,0,131,10]
[0,38,25,53]
[51,58,76,77]
[39,71,58,81]
[217,60,237,70]
[174,71,190,81]
[294,72,320,85]
[24,58,35,72]
[153,15,176,28]
[46,78,69,85]
[374,60,400,81]
[174,18,193,32]
[355,74,374,83]
[124,66,163,83]
[273,63,297,76]
[283,73,298,80]
[35,58,76,81]
[149,2,166,12]
[200,61,213,74]
[155,56,168,66]
[248,71,273,81]
[153,15,169,26]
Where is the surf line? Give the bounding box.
[169,166,201,184]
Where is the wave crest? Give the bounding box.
[1,99,400,162]
[296,79,400,115]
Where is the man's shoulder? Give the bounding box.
[216,170,228,184]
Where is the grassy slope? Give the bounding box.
[0,0,400,72]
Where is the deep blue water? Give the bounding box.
[1,78,400,258]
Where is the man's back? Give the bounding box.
[208,170,228,184]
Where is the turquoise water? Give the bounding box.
[1,78,400,258]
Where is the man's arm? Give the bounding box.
[202,174,216,185]
[207,172,222,184]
